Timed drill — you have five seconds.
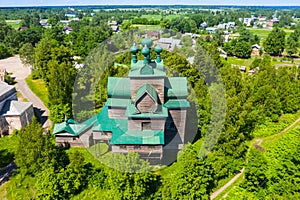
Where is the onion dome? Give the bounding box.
[141,38,153,48]
[154,45,163,54]
[130,44,139,54]
[141,44,150,56]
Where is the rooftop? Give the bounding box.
[0,82,15,98]
[1,101,32,116]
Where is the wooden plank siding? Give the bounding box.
[130,77,165,104]
[168,109,187,144]
[128,118,165,130]
[136,93,157,113]
[108,107,126,118]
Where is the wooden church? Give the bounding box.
[53,38,190,164]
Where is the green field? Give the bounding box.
[25,76,49,107]
[226,57,254,68]
[225,56,299,69]
[5,20,21,30]
[248,28,293,44]
[140,14,180,21]
[132,24,161,31]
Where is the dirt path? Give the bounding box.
[279,117,300,134]
[0,56,51,129]
[210,116,300,200]
[210,167,245,200]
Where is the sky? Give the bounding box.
[0,0,299,7]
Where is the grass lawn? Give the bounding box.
[0,173,37,200]
[140,14,179,21]
[5,20,21,30]
[0,135,18,169]
[248,28,293,45]
[132,24,161,31]
[25,75,49,107]
[225,57,254,68]
[225,55,299,69]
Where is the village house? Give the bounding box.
[266,20,274,27]
[0,74,34,136]
[206,27,217,34]
[147,31,160,40]
[53,38,190,164]
[251,44,262,56]
[64,26,73,34]
[65,13,77,18]
[259,16,267,21]
[108,21,119,32]
[243,18,252,26]
[157,37,181,51]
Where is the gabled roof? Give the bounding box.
[140,64,154,75]
[53,117,95,137]
[1,101,32,116]
[0,82,16,99]
[251,44,261,49]
[135,83,158,104]
[107,77,130,98]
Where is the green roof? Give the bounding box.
[110,130,164,145]
[53,121,90,137]
[129,60,166,77]
[140,64,154,75]
[92,106,127,132]
[166,77,188,98]
[135,83,158,104]
[164,99,190,108]
[126,103,168,118]
[107,77,130,98]
[106,98,130,107]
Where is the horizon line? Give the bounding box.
[1,4,300,7]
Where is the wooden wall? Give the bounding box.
[128,118,165,130]
[108,107,126,118]
[130,77,164,104]
[136,93,157,113]
[56,129,93,147]
[168,109,187,144]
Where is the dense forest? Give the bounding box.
[0,6,300,199]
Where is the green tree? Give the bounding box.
[160,18,171,29]
[264,28,285,56]
[244,148,268,192]
[19,43,35,66]
[36,151,90,200]
[121,20,133,31]
[103,152,159,200]
[0,43,11,59]
[34,37,59,81]
[47,46,77,119]
[286,32,299,57]
[162,144,214,199]
[15,118,66,175]
[234,41,252,58]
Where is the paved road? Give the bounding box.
[0,56,51,129]
[0,159,17,186]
